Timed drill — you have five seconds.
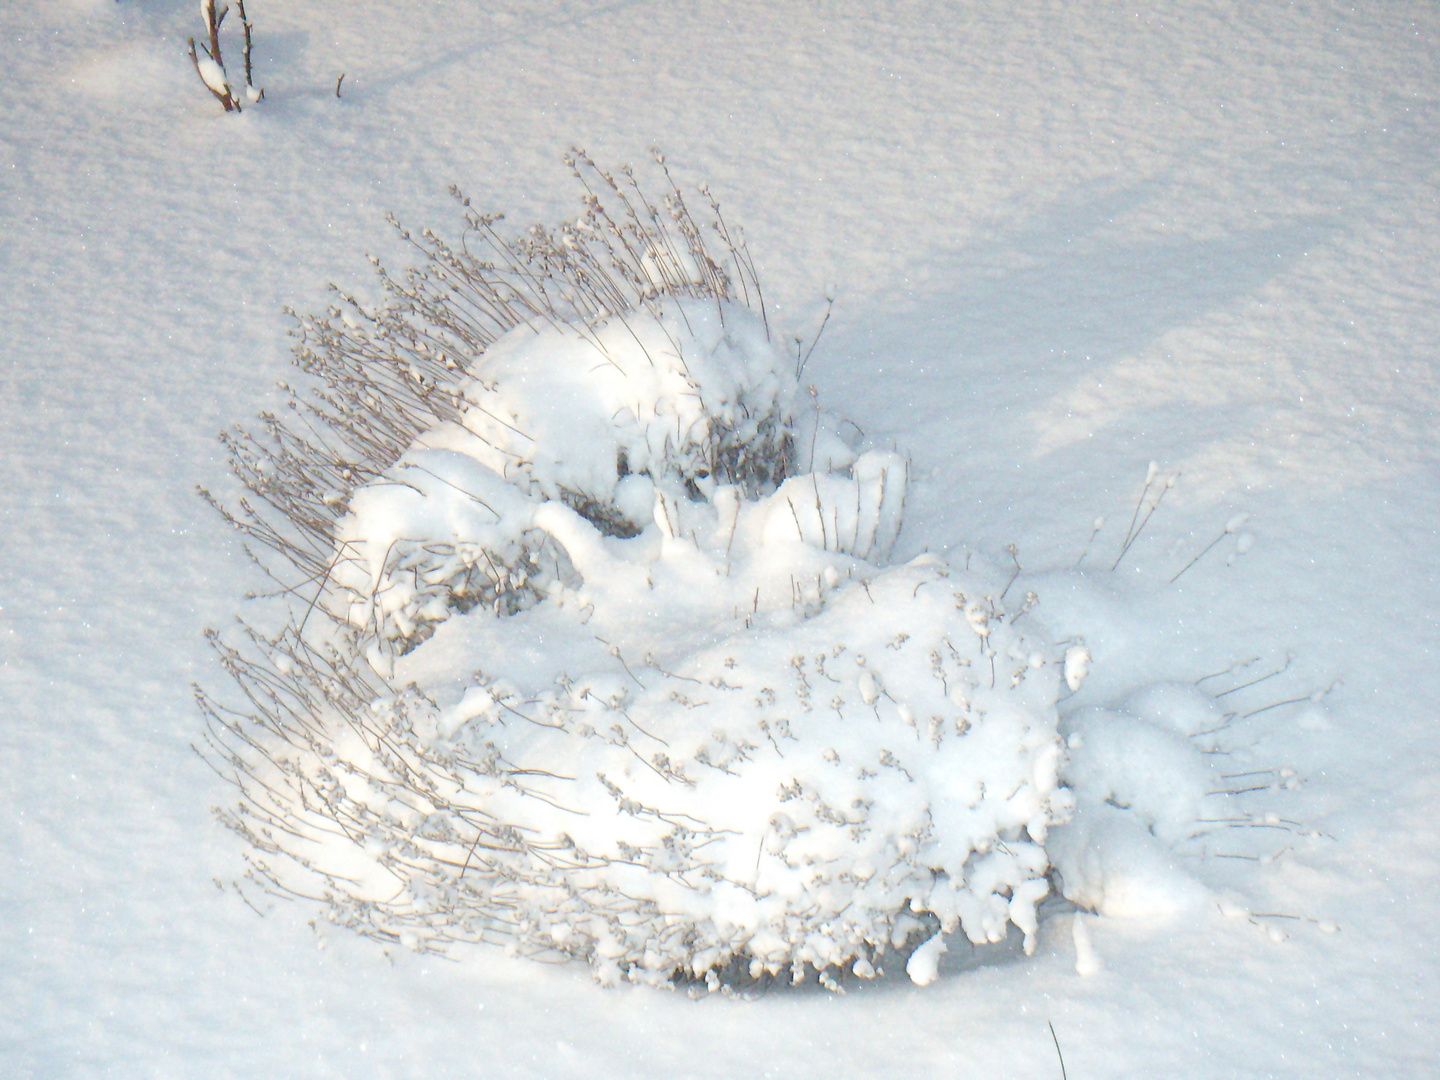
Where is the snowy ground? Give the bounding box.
[3,1,1438,1076]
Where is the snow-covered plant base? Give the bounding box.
[1021,550,1331,958]
[1052,684,1233,919]
[201,157,1077,989]
[332,296,802,662]
[237,539,1072,987]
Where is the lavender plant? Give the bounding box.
[198,153,1074,990]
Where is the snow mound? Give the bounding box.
[213,299,1072,987]
[456,297,795,510]
[281,547,1071,987]
[1051,691,1221,918]
[327,297,815,660]
[200,160,1080,987]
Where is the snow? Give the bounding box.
[4,0,1440,1076]
[450,300,793,513]
[244,291,1061,982]
[905,932,946,987]
[193,52,230,99]
[1070,912,1103,977]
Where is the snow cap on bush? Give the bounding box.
[200,155,1075,990]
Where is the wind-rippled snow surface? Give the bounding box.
[3,2,1438,1077]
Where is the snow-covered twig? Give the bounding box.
[188,1,263,112]
[236,0,264,103]
[1111,464,1178,571]
[795,295,833,379]
[187,33,239,113]
[1073,515,1104,569]
[1170,512,1250,583]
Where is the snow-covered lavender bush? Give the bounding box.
[199,153,1076,989]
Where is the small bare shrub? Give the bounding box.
[188,0,263,113]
